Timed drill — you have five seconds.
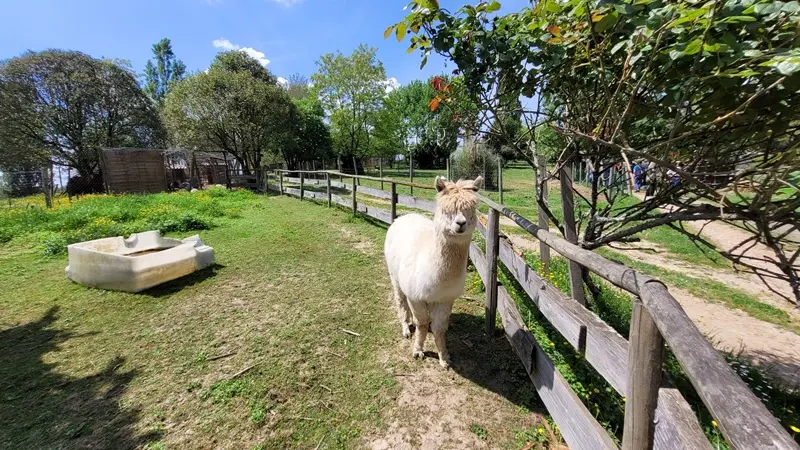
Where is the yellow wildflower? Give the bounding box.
[791,425,800,433]
[537,428,544,434]
[712,420,718,428]
[593,388,599,393]
[622,397,627,402]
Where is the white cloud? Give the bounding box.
[277,77,288,87]
[383,77,400,93]
[212,39,270,67]
[269,0,303,6]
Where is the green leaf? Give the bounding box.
[782,0,800,12]
[383,26,394,40]
[594,12,619,32]
[396,22,408,42]
[610,41,627,54]
[720,15,757,23]
[730,70,759,77]
[420,55,429,69]
[683,39,702,55]
[669,50,684,60]
[486,0,502,13]
[743,49,764,58]
[754,2,781,15]
[545,0,561,13]
[775,59,800,76]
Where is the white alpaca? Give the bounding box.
[384,176,483,368]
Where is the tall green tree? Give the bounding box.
[311,44,387,172]
[143,38,186,104]
[212,51,277,85]
[0,50,164,175]
[162,52,293,174]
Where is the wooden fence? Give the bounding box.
[269,169,798,450]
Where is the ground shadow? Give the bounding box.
[445,311,546,413]
[0,307,159,449]
[144,263,225,298]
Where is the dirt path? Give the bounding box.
[364,300,560,449]
[503,232,800,387]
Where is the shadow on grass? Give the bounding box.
[0,307,159,449]
[446,312,546,414]
[143,263,226,298]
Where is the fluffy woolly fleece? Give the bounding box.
[383,176,483,368]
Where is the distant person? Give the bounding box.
[632,161,643,192]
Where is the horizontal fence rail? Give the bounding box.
[268,169,799,450]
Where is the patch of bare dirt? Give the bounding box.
[671,286,800,388]
[338,226,375,255]
[364,300,551,449]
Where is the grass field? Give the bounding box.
[0,192,552,449]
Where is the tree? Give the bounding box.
[285,73,311,100]
[212,51,277,85]
[162,53,294,175]
[278,98,333,169]
[0,50,165,175]
[312,44,387,172]
[143,38,186,104]
[394,0,800,304]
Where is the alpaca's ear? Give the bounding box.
[472,176,484,191]
[435,176,449,193]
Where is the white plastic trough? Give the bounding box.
[65,230,215,293]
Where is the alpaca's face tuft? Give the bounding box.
[433,176,483,242]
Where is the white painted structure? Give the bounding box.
[65,230,215,292]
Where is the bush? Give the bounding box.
[0,188,260,254]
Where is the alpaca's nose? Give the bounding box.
[455,219,467,231]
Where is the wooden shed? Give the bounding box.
[101,148,167,194]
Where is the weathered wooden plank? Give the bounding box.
[354,185,392,200]
[484,230,710,450]
[470,245,617,450]
[396,194,436,213]
[639,280,799,450]
[356,203,392,224]
[300,172,305,201]
[485,209,500,335]
[623,298,664,450]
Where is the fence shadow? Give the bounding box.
[446,311,546,413]
[0,307,159,449]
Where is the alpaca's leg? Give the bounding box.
[408,300,429,359]
[391,278,413,339]
[430,301,454,369]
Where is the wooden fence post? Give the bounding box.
[326,173,332,208]
[498,156,504,204]
[352,177,357,215]
[41,165,52,209]
[485,208,500,335]
[390,182,397,223]
[379,158,384,190]
[279,172,284,194]
[300,172,305,201]
[536,156,551,271]
[559,162,586,305]
[622,297,664,450]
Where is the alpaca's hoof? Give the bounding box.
[402,326,412,339]
[438,358,451,370]
[412,350,425,359]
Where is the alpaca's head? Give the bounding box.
[433,176,483,243]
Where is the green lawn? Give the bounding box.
[0,192,550,449]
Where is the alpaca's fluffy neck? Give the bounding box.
[431,231,470,281]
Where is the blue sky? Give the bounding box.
[0,0,531,86]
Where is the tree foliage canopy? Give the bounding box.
[0,50,164,174]
[312,44,387,162]
[393,0,800,302]
[143,38,186,104]
[163,55,293,174]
